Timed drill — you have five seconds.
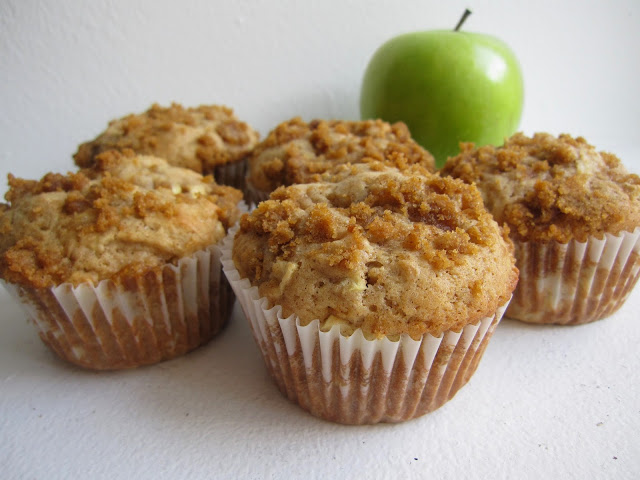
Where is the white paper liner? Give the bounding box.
[221,227,509,424]
[2,243,233,370]
[507,227,640,325]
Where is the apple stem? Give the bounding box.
[454,9,472,31]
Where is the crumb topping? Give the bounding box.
[73,103,260,173]
[246,117,436,193]
[0,150,243,287]
[233,169,517,339]
[441,133,640,242]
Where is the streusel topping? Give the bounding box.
[1,150,242,287]
[441,133,640,242]
[74,103,259,173]
[246,117,435,194]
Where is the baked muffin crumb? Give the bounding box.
[74,103,259,173]
[234,168,517,339]
[0,150,242,288]
[246,117,436,194]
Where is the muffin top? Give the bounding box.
[233,167,517,339]
[441,133,640,243]
[246,117,436,194]
[0,149,243,288]
[73,103,260,173]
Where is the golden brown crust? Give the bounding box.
[441,133,640,243]
[73,103,259,173]
[0,150,243,288]
[233,168,518,339]
[246,117,436,194]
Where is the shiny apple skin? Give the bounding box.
[360,30,524,168]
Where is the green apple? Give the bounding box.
[360,11,524,168]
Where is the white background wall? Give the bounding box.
[1,0,639,191]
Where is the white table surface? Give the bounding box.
[2,198,640,479]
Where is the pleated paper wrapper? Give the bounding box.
[507,227,640,325]
[244,180,270,207]
[2,243,233,370]
[212,157,248,193]
[221,229,509,425]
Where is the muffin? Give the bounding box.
[441,132,640,325]
[0,149,243,370]
[73,103,259,190]
[245,117,436,204]
[222,164,518,424]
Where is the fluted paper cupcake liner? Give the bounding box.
[2,244,234,370]
[212,158,248,193]
[244,180,270,207]
[221,228,509,424]
[506,227,640,325]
